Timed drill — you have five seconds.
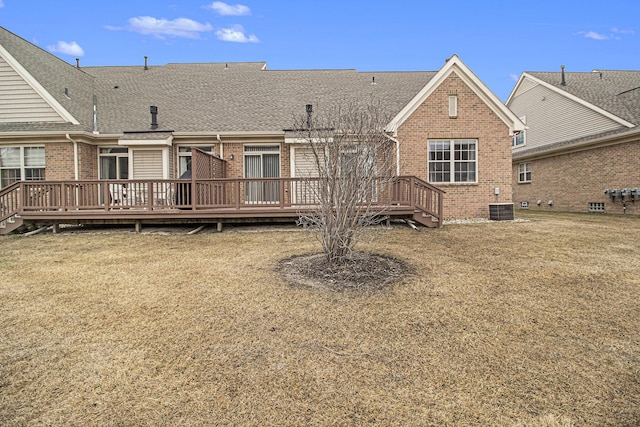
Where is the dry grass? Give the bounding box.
[1,211,639,426]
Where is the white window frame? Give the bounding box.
[0,146,45,189]
[588,202,605,213]
[428,139,477,184]
[98,147,129,180]
[518,162,531,183]
[512,116,526,147]
[448,95,458,118]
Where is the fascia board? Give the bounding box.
[386,55,525,135]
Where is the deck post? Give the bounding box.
[104,183,110,211]
[217,221,223,232]
[135,220,142,233]
[52,222,60,234]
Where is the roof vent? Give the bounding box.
[306,104,313,129]
[63,87,70,99]
[144,56,149,71]
[150,105,158,130]
[371,76,376,85]
[560,65,566,86]
[75,58,80,69]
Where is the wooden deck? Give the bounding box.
[0,176,443,234]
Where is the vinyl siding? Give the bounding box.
[0,56,63,123]
[293,146,320,177]
[132,149,163,179]
[509,80,624,152]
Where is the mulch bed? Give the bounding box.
[278,251,412,292]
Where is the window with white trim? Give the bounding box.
[428,139,477,183]
[518,162,531,183]
[99,147,129,180]
[588,202,605,212]
[512,116,526,147]
[0,146,45,189]
[448,95,458,118]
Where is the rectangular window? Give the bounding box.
[518,162,531,183]
[99,147,129,180]
[588,202,605,212]
[512,116,526,147]
[0,146,45,189]
[520,201,529,209]
[448,95,458,117]
[244,145,280,203]
[428,139,477,183]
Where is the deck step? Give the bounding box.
[0,216,24,235]
[413,210,438,228]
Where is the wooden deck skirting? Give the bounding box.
[0,176,443,233]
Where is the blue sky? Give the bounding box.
[0,0,638,101]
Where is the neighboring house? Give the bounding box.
[0,26,524,233]
[507,67,640,215]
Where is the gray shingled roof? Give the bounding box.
[529,70,640,126]
[85,64,436,134]
[0,26,437,135]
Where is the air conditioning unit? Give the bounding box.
[489,203,514,221]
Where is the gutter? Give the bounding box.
[65,133,79,180]
[383,133,401,176]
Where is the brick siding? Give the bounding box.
[513,139,640,215]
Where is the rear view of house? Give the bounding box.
[0,25,523,233]
[508,68,640,215]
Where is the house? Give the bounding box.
[0,26,524,233]
[507,67,640,215]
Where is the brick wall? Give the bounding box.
[397,73,513,219]
[513,139,640,215]
[45,142,75,180]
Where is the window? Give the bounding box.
[178,146,214,178]
[428,139,477,183]
[244,145,280,203]
[0,146,45,189]
[448,95,458,117]
[520,201,529,209]
[512,116,526,147]
[99,147,129,180]
[589,202,605,213]
[518,162,531,183]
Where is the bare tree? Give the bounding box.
[290,98,397,265]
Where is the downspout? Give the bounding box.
[65,133,79,180]
[384,133,401,176]
[217,133,223,159]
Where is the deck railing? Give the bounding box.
[0,176,443,225]
[0,181,21,225]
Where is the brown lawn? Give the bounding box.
[1,211,639,426]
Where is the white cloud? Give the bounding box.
[579,31,609,40]
[612,27,635,35]
[0,1,5,8]
[107,16,213,39]
[216,25,259,43]
[205,1,251,16]
[509,73,519,82]
[48,41,85,57]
